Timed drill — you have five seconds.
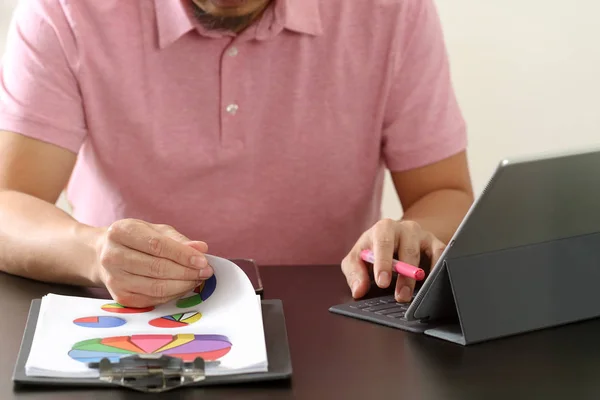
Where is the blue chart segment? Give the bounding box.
[73,316,126,328]
[176,275,217,308]
[67,350,122,363]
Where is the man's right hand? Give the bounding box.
[95,219,212,308]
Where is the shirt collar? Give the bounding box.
[155,0,323,49]
[155,0,196,49]
[278,0,323,37]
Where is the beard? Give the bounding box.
[190,1,262,32]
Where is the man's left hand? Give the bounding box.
[341,219,446,302]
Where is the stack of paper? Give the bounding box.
[24,255,268,378]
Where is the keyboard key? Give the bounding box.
[375,308,404,315]
[363,303,401,312]
[353,300,375,307]
[349,303,370,309]
[379,297,397,303]
[329,296,429,333]
[386,311,407,318]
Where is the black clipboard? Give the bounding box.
[12,298,292,392]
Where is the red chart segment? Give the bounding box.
[76,317,97,323]
[149,318,188,328]
[149,312,202,328]
[167,348,231,362]
[73,316,126,328]
[101,303,154,314]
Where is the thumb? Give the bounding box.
[341,233,373,299]
[394,275,416,303]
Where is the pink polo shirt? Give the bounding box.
[0,0,467,265]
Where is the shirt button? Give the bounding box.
[227,46,238,57]
[226,104,239,115]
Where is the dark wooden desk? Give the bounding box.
[2,266,600,400]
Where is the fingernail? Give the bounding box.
[377,271,390,287]
[198,268,212,279]
[190,255,206,267]
[397,286,412,302]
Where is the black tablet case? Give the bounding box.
[12,298,292,389]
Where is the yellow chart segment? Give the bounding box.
[154,334,195,353]
[181,313,202,324]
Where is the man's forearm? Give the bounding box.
[401,188,474,244]
[0,190,103,286]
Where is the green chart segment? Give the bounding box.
[71,338,138,354]
[176,274,217,308]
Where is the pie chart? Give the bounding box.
[73,316,126,328]
[148,312,202,328]
[176,275,217,308]
[101,303,154,314]
[68,334,232,363]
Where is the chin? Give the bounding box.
[202,0,262,17]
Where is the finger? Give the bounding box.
[341,251,371,299]
[113,291,184,308]
[428,238,446,272]
[121,272,200,301]
[107,220,208,268]
[102,244,213,281]
[371,219,397,289]
[341,232,371,298]
[394,272,416,302]
[396,220,424,266]
[394,221,427,302]
[103,268,193,307]
[185,241,209,253]
[152,224,209,253]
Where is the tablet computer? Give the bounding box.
[332,146,600,337]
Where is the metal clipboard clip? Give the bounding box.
[87,354,213,393]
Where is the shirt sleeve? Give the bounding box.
[0,0,86,153]
[382,0,468,172]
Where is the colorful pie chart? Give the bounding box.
[148,312,202,328]
[101,303,154,314]
[68,334,232,363]
[176,275,217,308]
[73,316,126,328]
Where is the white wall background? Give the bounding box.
[2,0,600,218]
[385,0,600,218]
[0,1,15,55]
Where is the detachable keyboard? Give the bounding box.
[328,294,429,333]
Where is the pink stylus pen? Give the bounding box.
[360,249,426,281]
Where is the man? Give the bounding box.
[0,0,473,307]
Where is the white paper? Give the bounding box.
[25,255,268,378]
